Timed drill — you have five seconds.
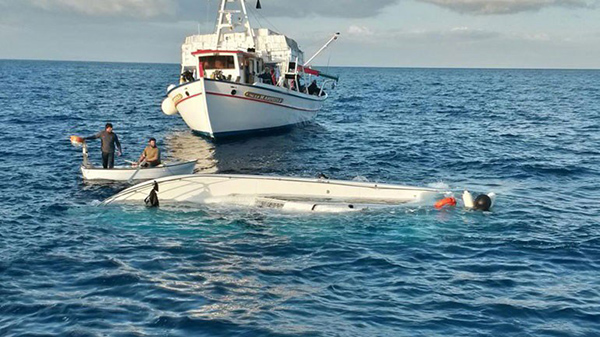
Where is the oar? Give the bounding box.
[127,160,146,183]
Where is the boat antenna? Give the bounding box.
[303,32,340,67]
[206,0,210,33]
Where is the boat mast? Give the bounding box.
[303,32,340,67]
[214,0,255,49]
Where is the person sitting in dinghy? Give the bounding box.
[137,138,161,168]
[85,123,122,169]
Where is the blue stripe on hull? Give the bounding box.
[191,121,310,140]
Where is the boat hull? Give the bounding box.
[166,79,325,138]
[81,161,197,181]
[102,174,442,210]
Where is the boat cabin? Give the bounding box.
[181,49,320,93]
[181,50,264,85]
[177,48,334,97]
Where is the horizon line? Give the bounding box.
[1,57,599,71]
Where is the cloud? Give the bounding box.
[21,0,175,18]
[1,0,597,23]
[344,26,501,44]
[2,0,400,20]
[445,26,501,39]
[253,0,400,18]
[347,25,374,36]
[419,0,597,15]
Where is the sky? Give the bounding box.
[0,0,599,68]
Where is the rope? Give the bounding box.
[248,5,283,35]
[247,4,264,28]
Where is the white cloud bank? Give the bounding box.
[345,25,502,43]
[26,0,175,18]
[6,0,597,19]
[419,0,597,15]
[347,25,375,37]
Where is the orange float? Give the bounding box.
[70,135,85,145]
[434,197,457,209]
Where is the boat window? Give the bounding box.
[199,55,236,70]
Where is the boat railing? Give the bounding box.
[319,79,336,97]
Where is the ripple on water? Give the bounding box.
[0,62,599,336]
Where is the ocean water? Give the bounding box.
[1,60,599,336]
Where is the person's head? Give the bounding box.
[105,123,113,133]
[149,138,157,148]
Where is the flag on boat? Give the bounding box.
[297,66,339,81]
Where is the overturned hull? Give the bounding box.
[102,174,442,212]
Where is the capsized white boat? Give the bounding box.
[160,0,340,138]
[101,174,445,212]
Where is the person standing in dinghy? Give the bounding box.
[137,138,161,168]
[85,123,122,169]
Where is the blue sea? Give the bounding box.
[1,60,599,336]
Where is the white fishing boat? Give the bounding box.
[102,174,445,212]
[71,137,197,182]
[161,0,340,138]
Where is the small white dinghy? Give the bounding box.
[71,136,197,182]
[81,161,197,181]
[102,174,445,212]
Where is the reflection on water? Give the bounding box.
[164,131,217,173]
[164,124,327,176]
[213,124,329,175]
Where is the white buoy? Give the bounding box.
[487,192,496,209]
[463,190,474,209]
[161,97,178,116]
[463,191,495,211]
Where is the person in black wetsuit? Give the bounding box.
[85,123,122,169]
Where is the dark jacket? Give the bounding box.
[86,131,121,154]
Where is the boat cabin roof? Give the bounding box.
[192,49,256,57]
